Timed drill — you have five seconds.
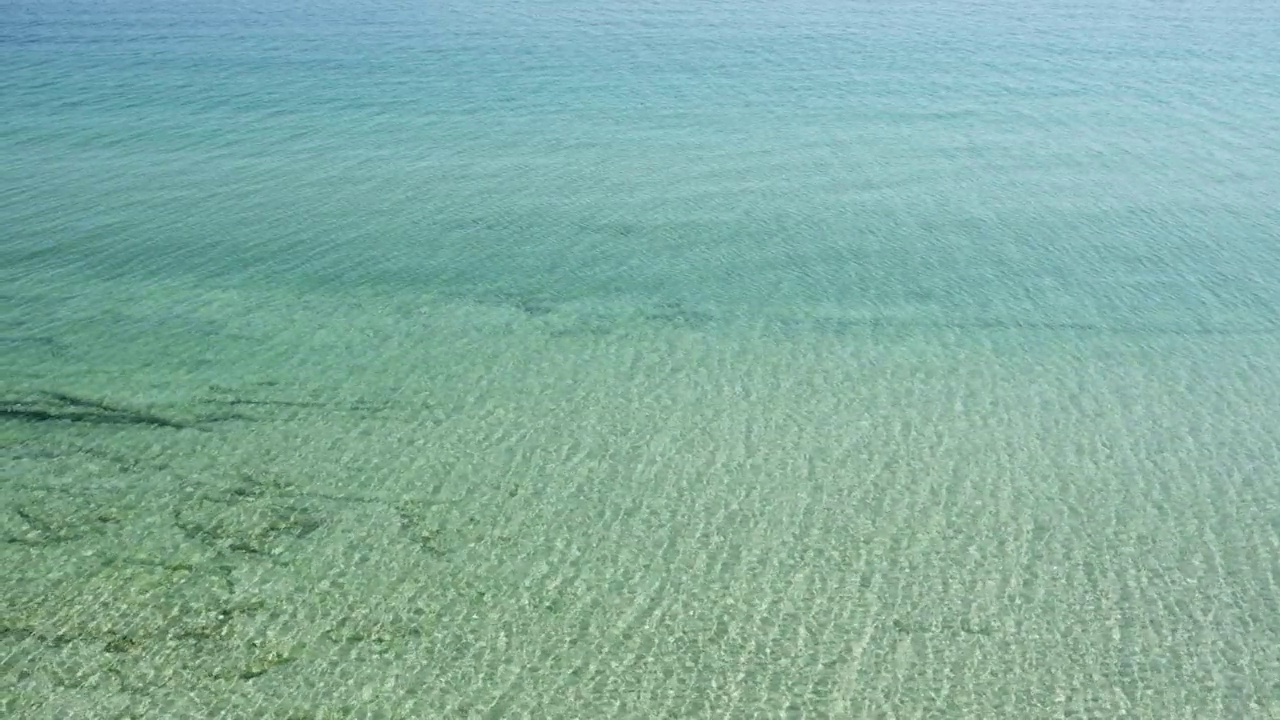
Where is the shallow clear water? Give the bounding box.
[4,1,1280,717]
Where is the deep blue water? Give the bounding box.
[5,0,1279,333]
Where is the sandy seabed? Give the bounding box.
[4,281,1280,719]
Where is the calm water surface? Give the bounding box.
[3,1,1280,717]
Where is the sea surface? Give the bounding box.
[3,1,1280,717]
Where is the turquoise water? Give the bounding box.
[4,1,1280,717]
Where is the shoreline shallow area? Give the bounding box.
[5,279,1279,717]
